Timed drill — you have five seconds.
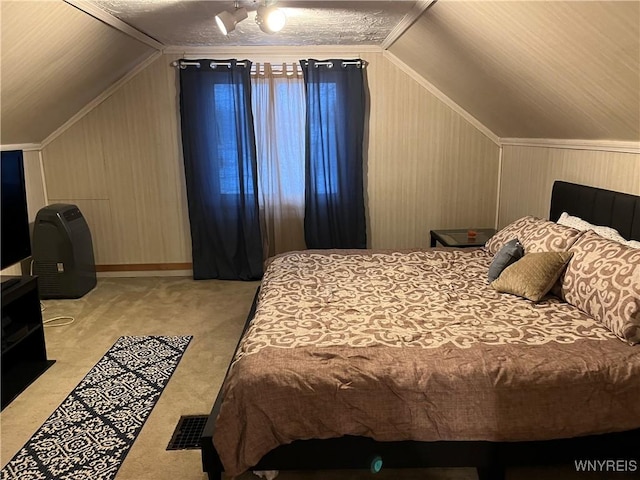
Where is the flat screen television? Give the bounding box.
[1,150,31,271]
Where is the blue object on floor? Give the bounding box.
[370,455,383,473]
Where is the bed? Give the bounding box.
[201,181,640,480]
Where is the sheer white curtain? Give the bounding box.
[251,63,306,257]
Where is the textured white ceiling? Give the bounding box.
[89,1,415,46]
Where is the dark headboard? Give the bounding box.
[550,181,640,241]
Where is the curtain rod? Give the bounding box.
[171,60,248,69]
[172,59,366,69]
[301,60,366,69]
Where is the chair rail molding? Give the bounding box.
[1,144,42,152]
[500,138,640,154]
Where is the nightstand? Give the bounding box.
[430,228,496,248]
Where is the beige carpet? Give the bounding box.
[0,277,626,480]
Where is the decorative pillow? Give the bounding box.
[557,212,640,249]
[491,252,573,302]
[626,240,640,249]
[558,212,628,243]
[485,216,545,254]
[561,230,640,345]
[488,239,524,282]
[519,220,583,254]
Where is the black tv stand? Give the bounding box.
[1,277,21,291]
[1,276,55,410]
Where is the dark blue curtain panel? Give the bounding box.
[301,59,367,249]
[179,59,263,280]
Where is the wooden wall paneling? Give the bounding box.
[363,52,499,249]
[42,110,107,200]
[41,56,191,267]
[39,49,501,266]
[22,150,47,221]
[98,56,191,265]
[498,146,640,228]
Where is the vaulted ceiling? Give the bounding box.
[0,1,157,145]
[1,0,639,145]
[390,0,640,141]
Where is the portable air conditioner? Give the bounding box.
[32,204,97,299]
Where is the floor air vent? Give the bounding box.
[167,415,208,450]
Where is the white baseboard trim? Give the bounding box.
[500,138,640,154]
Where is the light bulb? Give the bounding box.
[256,6,286,34]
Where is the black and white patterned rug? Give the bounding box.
[1,335,192,480]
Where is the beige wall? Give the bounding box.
[12,53,640,270]
[498,145,640,228]
[41,56,191,266]
[364,52,499,248]
[40,51,500,265]
[22,150,48,223]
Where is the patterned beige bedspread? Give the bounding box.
[213,249,640,477]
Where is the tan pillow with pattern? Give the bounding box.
[485,216,544,254]
[520,220,583,254]
[492,252,573,302]
[561,231,640,345]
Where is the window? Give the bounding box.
[213,83,246,195]
[250,63,307,255]
[309,82,338,195]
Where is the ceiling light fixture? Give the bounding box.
[255,5,286,34]
[215,4,248,36]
